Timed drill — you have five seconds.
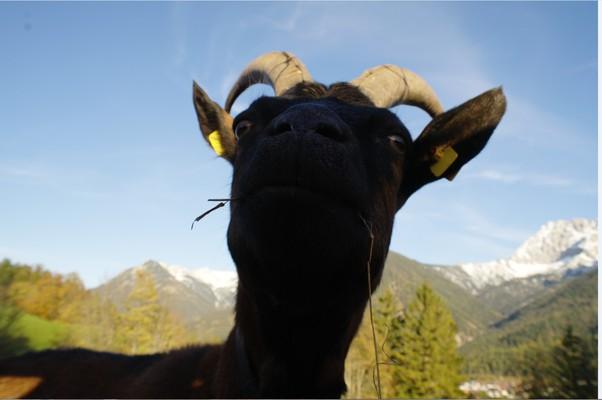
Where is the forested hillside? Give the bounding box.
[0,259,198,359]
[461,269,597,376]
[94,260,235,341]
[378,252,502,342]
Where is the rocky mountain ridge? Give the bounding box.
[437,219,597,294]
[94,260,236,338]
[95,218,597,345]
[157,262,237,308]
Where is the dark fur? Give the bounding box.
[0,80,505,398]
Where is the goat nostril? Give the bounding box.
[274,122,293,136]
[315,123,343,140]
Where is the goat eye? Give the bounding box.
[387,135,406,152]
[234,120,253,139]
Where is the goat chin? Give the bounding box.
[230,193,368,256]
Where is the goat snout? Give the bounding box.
[269,103,350,142]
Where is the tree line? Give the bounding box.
[0,258,596,398]
[345,283,597,399]
[0,259,194,358]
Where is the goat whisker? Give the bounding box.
[359,214,382,400]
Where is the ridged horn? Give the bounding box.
[351,65,444,118]
[225,51,313,113]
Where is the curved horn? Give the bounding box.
[225,51,313,113]
[351,65,444,118]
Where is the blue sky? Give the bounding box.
[0,2,597,288]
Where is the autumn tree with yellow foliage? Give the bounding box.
[0,259,196,357]
[345,288,403,398]
[114,270,193,354]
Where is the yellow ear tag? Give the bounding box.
[207,130,225,156]
[430,146,458,178]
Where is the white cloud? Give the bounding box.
[565,60,597,75]
[218,71,237,104]
[239,3,304,33]
[474,169,521,184]
[0,247,15,256]
[528,173,573,187]
[470,169,573,187]
[499,93,588,149]
[0,165,48,180]
[452,203,531,245]
[391,199,527,265]
[452,233,518,263]
[170,3,188,68]
[268,4,303,32]
[0,162,118,199]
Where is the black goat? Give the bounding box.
[0,51,506,398]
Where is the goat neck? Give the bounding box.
[214,278,368,398]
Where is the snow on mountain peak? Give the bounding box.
[444,219,597,292]
[136,261,239,308]
[189,267,238,290]
[511,219,597,264]
[159,262,237,290]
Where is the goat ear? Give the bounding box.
[402,87,506,198]
[193,81,236,163]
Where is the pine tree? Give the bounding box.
[390,284,463,398]
[523,326,597,399]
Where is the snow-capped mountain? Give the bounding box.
[438,219,598,293]
[94,260,238,335]
[160,262,237,308]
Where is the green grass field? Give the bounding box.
[13,312,69,350]
[0,305,70,358]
